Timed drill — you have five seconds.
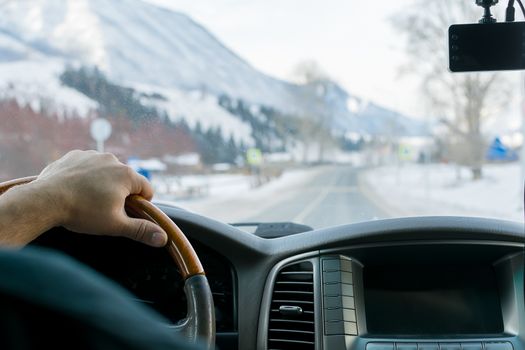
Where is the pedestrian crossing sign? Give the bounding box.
[246,148,263,166]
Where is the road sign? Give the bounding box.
[398,144,412,161]
[90,118,112,152]
[246,148,263,166]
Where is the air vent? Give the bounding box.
[268,261,315,350]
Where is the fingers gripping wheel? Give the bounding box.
[0,176,216,350]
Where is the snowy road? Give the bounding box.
[171,166,387,229]
[164,163,524,228]
[244,165,387,228]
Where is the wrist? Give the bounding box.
[19,180,69,228]
[0,180,66,246]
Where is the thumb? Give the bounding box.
[120,217,168,247]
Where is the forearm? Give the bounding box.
[0,183,61,247]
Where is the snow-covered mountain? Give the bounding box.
[0,0,425,138]
[0,0,297,110]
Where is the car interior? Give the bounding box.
[0,1,524,350]
[29,204,525,350]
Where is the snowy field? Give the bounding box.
[361,163,524,222]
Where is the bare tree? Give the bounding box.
[291,60,329,85]
[291,60,336,163]
[393,0,512,179]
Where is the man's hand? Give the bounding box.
[0,150,168,247]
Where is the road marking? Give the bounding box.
[326,186,357,193]
[292,179,357,223]
[301,186,358,193]
[293,184,333,223]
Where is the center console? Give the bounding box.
[260,241,525,350]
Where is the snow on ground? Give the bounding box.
[0,59,98,116]
[135,84,254,145]
[152,166,327,223]
[152,173,250,200]
[361,163,524,222]
[0,58,254,145]
[0,57,254,145]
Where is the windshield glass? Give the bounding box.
[1,0,523,229]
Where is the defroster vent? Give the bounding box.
[268,261,315,350]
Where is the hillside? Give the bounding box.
[0,0,427,160]
[0,0,296,111]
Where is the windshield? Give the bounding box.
[1,0,523,229]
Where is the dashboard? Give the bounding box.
[31,204,525,350]
[259,242,523,350]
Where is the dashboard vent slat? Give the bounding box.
[268,261,315,350]
[274,291,314,295]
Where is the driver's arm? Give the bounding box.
[0,150,168,247]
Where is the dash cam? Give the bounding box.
[449,21,525,72]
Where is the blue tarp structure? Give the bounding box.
[127,157,167,180]
[486,137,518,161]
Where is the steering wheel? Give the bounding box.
[0,176,216,350]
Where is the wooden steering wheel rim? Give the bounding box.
[0,176,205,280]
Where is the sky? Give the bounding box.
[145,0,423,117]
